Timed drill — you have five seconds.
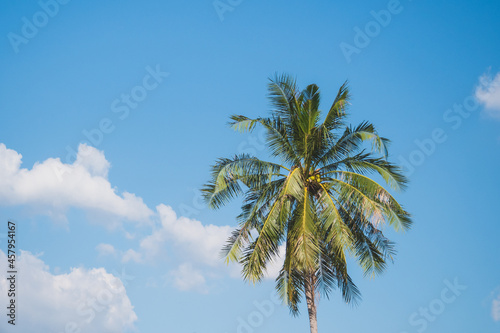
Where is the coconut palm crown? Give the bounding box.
[202,74,412,333]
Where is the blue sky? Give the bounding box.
[1,0,500,332]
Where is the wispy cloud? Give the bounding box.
[121,249,143,264]
[493,295,500,321]
[475,70,500,118]
[168,263,209,293]
[96,243,116,257]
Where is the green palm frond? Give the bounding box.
[229,115,301,165]
[322,80,349,132]
[202,154,287,209]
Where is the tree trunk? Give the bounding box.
[305,273,318,333]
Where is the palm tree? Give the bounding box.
[202,74,411,333]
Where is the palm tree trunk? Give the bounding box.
[305,273,318,333]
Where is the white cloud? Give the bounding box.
[476,71,500,118]
[0,142,283,298]
[263,244,285,280]
[168,263,208,293]
[120,204,238,292]
[96,243,116,257]
[493,295,500,321]
[121,249,142,264]
[124,204,282,291]
[124,232,136,240]
[0,250,137,333]
[139,204,232,267]
[0,143,152,226]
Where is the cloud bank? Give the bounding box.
[0,143,152,225]
[125,205,284,291]
[138,204,232,266]
[0,143,283,294]
[0,250,137,333]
